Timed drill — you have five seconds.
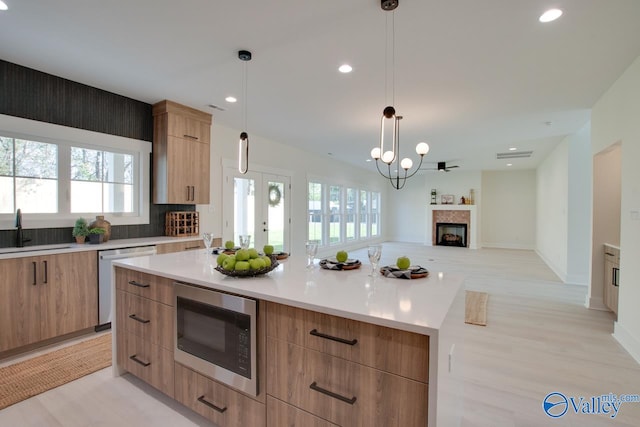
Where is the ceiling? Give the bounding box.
[1,0,640,173]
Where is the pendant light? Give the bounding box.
[238,50,252,174]
[370,0,430,190]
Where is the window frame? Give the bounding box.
[0,114,150,230]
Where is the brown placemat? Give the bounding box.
[465,291,489,326]
[0,333,112,410]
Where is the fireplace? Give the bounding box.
[436,222,468,247]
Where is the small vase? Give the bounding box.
[75,236,86,244]
[89,215,111,242]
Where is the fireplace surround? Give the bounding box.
[436,222,468,247]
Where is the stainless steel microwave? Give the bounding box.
[174,283,257,396]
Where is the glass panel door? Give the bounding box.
[224,168,290,253]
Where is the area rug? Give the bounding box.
[0,333,112,410]
[465,291,489,326]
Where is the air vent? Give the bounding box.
[496,151,533,159]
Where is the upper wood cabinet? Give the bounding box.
[152,100,212,205]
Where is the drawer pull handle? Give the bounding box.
[309,382,357,405]
[184,245,201,250]
[309,329,358,346]
[605,252,615,256]
[32,261,37,286]
[129,314,150,324]
[129,354,151,367]
[183,134,199,140]
[128,280,150,288]
[197,395,227,413]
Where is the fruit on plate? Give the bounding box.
[235,249,250,261]
[235,261,250,271]
[263,244,274,255]
[249,258,266,270]
[336,250,348,263]
[222,256,236,271]
[216,253,229,266]
[396,256,411,270]
[224,240,235,250]
[248,248,260,259]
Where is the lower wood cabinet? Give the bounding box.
[116,290,173,350]
[0,251,98,353]
[156,240,204,254]
[117,329,174,397]
[267,338,428,427]
[175,363,266,427]
[267,396,339,427]
[603,245,620,314]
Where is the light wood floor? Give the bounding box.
[1,243,638,426]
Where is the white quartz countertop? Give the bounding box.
[0,235,202,259]
[114,249,465,336]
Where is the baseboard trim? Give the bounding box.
[586,295,610,311]
[535,249,567,283]
[482,242,534,250]
[613,322,640,365]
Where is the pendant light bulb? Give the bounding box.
[382,150,395,164]
[371,147,381,159]
[400,158,412,170]
[416,142,429,156]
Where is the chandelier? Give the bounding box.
[370,0,430,190]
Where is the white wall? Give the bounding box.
[591,54,640,363]
[388,171,482,243]
[536,141,569,281]
[198,123,389,258]
[481,170,536,249]
[566,124,592,285]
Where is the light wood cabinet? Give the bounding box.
[0,251,98,352]
[265,302,429,427]
[152,100,212,205]
[175,363,266,427]
[156,240,204,254]
[115,267,174,397]
[267,396,339,427]
[603,245,620,314]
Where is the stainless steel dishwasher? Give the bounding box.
[97,245,157,330]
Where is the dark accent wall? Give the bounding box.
[0,59,195,248]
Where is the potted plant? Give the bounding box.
[72,217,90,244]
[88,227,106,244]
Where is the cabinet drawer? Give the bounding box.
[115,267,174,305]
[266,302,429,383]
[117,329,174,397]
[267,338,428,427]
[175,363,265,427]
[156,240,205,254]
[267,396,339,427]
[116,290,173,350]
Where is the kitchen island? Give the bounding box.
[113,249,465,427]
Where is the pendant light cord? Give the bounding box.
[243,60,248,131]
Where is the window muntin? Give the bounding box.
[359,190,368,238]
[308,182,323,244]
[329,185,342,244]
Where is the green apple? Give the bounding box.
[222,256,236,271]
[263,245,274,255]
[336,250,348,263]
[396,256,411,270]
[235,261,250,271]
[235,249,250,261]
[224,240,235,250]
[249,258,266,270]
[248,248,260,259]
[261,255,272,268]
[216,253,228,266]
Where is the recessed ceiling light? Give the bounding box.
[366,158,373,162]
[509,147,517,151]
[539,9,563,23]
[225,96,237,103]
[338,64,353,73]
[507,163,513,167]
[0,1,8,11]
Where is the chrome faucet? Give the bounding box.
[15,209,31,247]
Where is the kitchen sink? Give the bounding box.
[0,244,75,255]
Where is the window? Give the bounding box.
[307,179,381,247]
[0,114,150,229]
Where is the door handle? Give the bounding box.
[197,396,227,413]
[32,261,37,286]
[263,228,269,232]
[43,260,48,284]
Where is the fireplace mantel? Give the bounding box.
[427,205,478,249]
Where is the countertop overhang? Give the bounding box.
[114,251,465,336]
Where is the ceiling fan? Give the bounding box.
[422,161,460,172]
